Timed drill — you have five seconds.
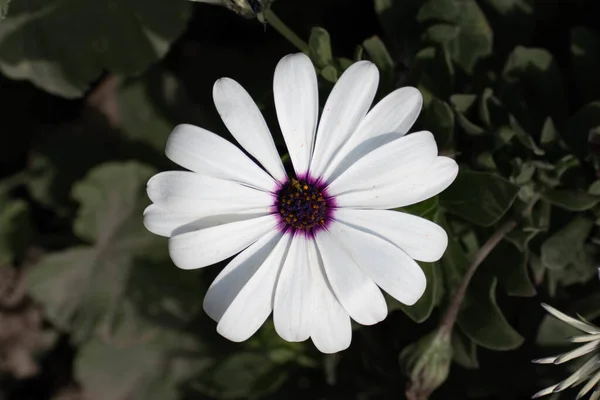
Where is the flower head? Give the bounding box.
[143,53,458,353]
[533,303,600,399]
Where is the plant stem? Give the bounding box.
[438,195,540,335]
[264,9,309,53]
[438,219,517,335]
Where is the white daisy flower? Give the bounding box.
[533,303,600,399]
[143,53,458,353]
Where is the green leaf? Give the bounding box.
[400,196,440,221]
[486,241,536,297]
[0,198,32,265]
[440,169,520,227]
[480,0,534,53]
[502,46,566,122]
[27,162,160,342]
[439,215,524,350]
[548,244,599,288]
[542,189,600,211]
[320,65,338,83]
[421,98,454,148]
[0,0,10,18]
[457,274,524,350]
[571,27,600,103]
[308,27,333,69]
[451,327,479,369]
[118,78,172,152]
[541,216,594,270]
[418,0,492,74]
[540,117,559,147]
[565,102,600,157]
[411,46,454,101]
[362,35,394,93]
[396,262,440,323]
[455,112,486,135]
[373,0,422,61]
[75,312,205,400]
[204,353,287,399]
[509,114,545,155]
[0,0,190,98]
[450,94,477,113]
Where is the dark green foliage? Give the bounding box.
[1,0,599,399]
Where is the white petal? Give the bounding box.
[329,222,426,305]
[315,228,387,325]
[143,204,200,237]
[213,78,287,182]
[165,124,275,192]
[336,156,459,209]
[542,303,600,334]
[273,53,318,176]
[308,240,351,353]
[203,231,282,321]
[168,214,278,270]
[327,131,437,196]
[144,204,268,237]
[273,234,312,342]
[309,61,379,178]
[147,171,274,215]
[322,87,422,182]
[212,233,291,342]
[334,209,448,262]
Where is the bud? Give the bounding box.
[400,330,453,400]
[189,0,273,21]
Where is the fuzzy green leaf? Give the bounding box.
[418,0,492,74]
[541,216,594,271]
[0,0,190,97]
[440,170,520,226]
[27,162,161,342]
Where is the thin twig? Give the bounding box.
[438,195,540,335]
[438,219,517,334]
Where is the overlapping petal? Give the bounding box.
[274,53,319,176]
[213,78,287,182]
[309,61,379,178]
[165,124,276,192]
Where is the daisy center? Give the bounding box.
[276,178,331,232]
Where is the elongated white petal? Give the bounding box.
[273,53,318,176]
[542,303,600,334]
[322,87,422,182]
[309,61,379,178]
[579,370,600,399]
[203,231,283,321]
[213,78,287,182]
[556,355,600,391]
[532,384,559,399]
[274,235,312,342]
[329,222,426,305]
[165,124,275,192]
[147,171,274,215]
[168,215,277,270]
[336,156,458,209]
[143,204,200,237]
[570,333,600,343]
[144,204,267,237]
[315,228,387,325]
[555,341,599,364]
[327,131,437,196]
[308,240,351,353]
[334,209,448,262]
[212,233,291,342]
